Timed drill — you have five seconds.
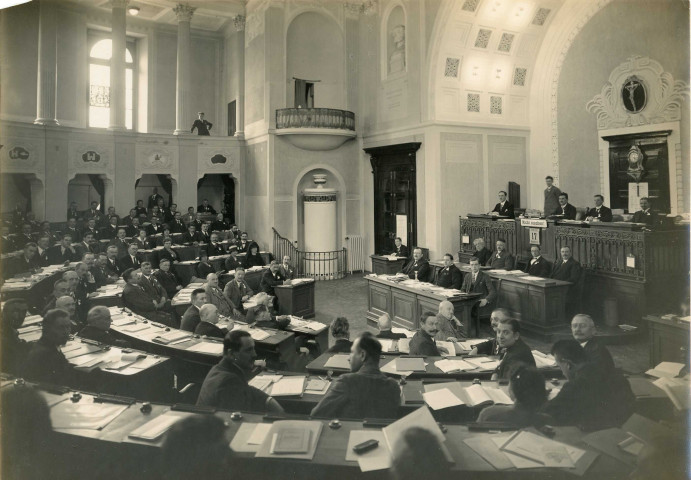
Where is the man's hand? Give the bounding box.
[438,346,450,355]
[447,337,458,342]
[479,299,488,307]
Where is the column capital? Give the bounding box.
[110,0,129,9]
[173,3,196,22]
[233,15,245,31]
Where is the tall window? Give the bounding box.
[88,37,136,129]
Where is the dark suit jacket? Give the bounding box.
[224,280,253,309]
[23,339,75,386]
[104,258,123,278]
[75,241,98,259]
[206,242,226,257]
[1,329,30,375]
[582,337,615,370]
[435,264,462,289]
[132,237,151,250]
[278,264,295,280]
[195,321,225,339]
[524,256,552,277]
[310,364,400,419]
[148,194,163,209]
[47,245,78,265]
[392,245,409,258]
[206,285,235,318]
[552,203,577,220]
[327,339,353,354]
[402,259,432,282]
[409,330,440,356]
[90,266,109,288]
[475,338,499,356]
[118,255,141,272]
[6,255,38,277]
[195,262,215,280]
[632,209,658,227]
[473,247,493,266]
[78,326,130,348]
[224,256,242,272]
[197,204,217,214]
[260,270,285,296]
[110,238,130,258]
[181,231,202,245]
[139,274,166,300]
[243,253,265,269]
[550,258,582,284]
[154,269,181,299]
[157,248,179,264]
[488,250,515,270]
[236,240,250,253]
[492,201,515,218]
[197,357,270,412]
[122,283,156,313]
[211,220,229,232]
[1,235,17,253]
[170,220,187,234]
[64,227,82,242]
[99,225,119,240]
[461,270,497,304]
[377,330,407,340]
[585,206,613,222]
[496,338,536,379]
[181,305,202,332]
[146,224,164,237]
[35,247,50,267]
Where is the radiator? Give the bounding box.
[345,235,365,273]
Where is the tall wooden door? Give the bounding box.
[365,143,421,254]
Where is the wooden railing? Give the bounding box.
[275,108,355,130]
[272,228,348,280]
[458,217,518,262]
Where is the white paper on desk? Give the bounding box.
[423,388,464,410]
[22,315,43,326]
[324,354,351,370]
[130,356,162,369]
[186,342,223,355]
[498,430,582,468]
[345,431,392,472]
[391,327,415,338]
[380,359,415,377]
[435,359,477,373]
[247,423,272,445]
[397,338,410,354]
[51,402,129,430]
[111,316,136,327]
[61,342,83,353]
[19,330,42,342]
[378,339,396,353]
[436,340,457,357]
[646,362,685,378]
[248,377,274,392]
[465,357,500,370]
[121,323,150,333]
[249,329,271,341]
[270,376,305,396]
[128,411,190,441]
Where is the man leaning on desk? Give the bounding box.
[490,190,515,218]
[391,237,409,258]
[197,330,284,414]
[311,333,401,419]
[401,247,431,281]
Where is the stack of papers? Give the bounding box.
[396,357,426,372]
[436,340,457,357]
[652,376,691,410]
[185,342,223,355]
[434,358,477,373]
[121,323,150,333]
[324,354,351,370]
[50,402,129,430]
[532,350,557,368]
[646,361,686,378]
[255,420,323,460]
[424,382,513,409]
[497,430,585,468]
[128,411,191,441]
[465,357,501,371]
[269,376,306,396]
[391,327,415,338]
[152,330,191,344]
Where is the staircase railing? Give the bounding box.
[272,228,348,280]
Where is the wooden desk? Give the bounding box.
[369,254,406,274]
[0,264,70,304]
[172,252,272,285]
[642,314,690,367]
[366,275,481,336]
[274,280,315,318]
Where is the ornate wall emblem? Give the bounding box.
[68,142,113,180]
[621,75,646,113]
[82,151,101,163]
[8,146,30,160]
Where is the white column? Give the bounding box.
[34,0,59,125]
[174,3,196,135]
[233,15,245,138]
[109,0,128,131]
[303,175,338,278]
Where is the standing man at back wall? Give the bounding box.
[543,176,562,218]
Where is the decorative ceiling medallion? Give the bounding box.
[532,8,551,26]
[513,67,527,86]
[474,29,492,48]
[461,0,480,13]
[497,33,515,53]
[444,58,460,77]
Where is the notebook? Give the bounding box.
[395,357,426,372]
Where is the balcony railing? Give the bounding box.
[276,108,355,130]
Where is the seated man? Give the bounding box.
[47,234,78,265]
[223,267,253,314]
[326,317,352,353]
[206,233,226,257]
[235,232,250,253]
[196,330,284,413]
[169,211,186,234]
[1,299,31,375]
[435,253,462,289]
[198,223,212,245]
[493,318,536,380]
[471,308,510,356]
[23,309,76,386]
[210,213,229,232]
[409,312,442,356]
[78,306,130,348]
[435,300,464,342]
[195,304,228,339]
[55,295,79,332]
[103,245,123,279]
[41,279,70,316]
[83,218,100,240]
[461,257,497,336]
[63,217,82,242]
[35,236,51,267]
[191,252,214,283]
[524,245,552,277]
[391,237,409,258]
[311,333,401,419]
[571,314,614,370]
[99,216,119,240]
[259,260,285,299]
[197,198,216,214]
[245,292,290,329]
[118,243,141,272]
[6,242,39,278]
[585,194,613,222]
[376,313,406,339]
[631,197,659,228]
[401,247,431,281]
[122,268,175,327]
[111,228,130,258]
[224,249,242,272]
[181,225,202,246]
[278,255,296,280]
[154,258,182,299]
[542,339,634,428]
[205,273,237,319]
[551,192,577,220]
[181,288,206,332]
[550,246,582,316]
[491,190,515,218]
[487,238,515,270]
[138,261,177,321]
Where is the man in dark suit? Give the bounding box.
[181,288,207,332]
[66,201,81,221]
[85,252,108,288]
[493,318,536,380]
[435,253,462,289]
[35,236,51,267]
[542,339,634,428]
[103,246,123,279]
[197,198,217,214]
[401,247,432,281]
[110,228,130,258]
[391,237,409,257]
[82,201,104,225]
[15,224,36,249]
[121,268,174,326]
[524,245,552,277]
[181,225,202,246]
[491,190,515,218]
[206,233,226,257]
[1,299,31,375]
[148,188,164,210]
[78,306,130,348]
[571,314,614,370]
[585,194,613,222]
[83,218,100,240]
[278,255,295,280]
[471,238,493,266]
[191,112,213,136]
[6,242,39,278]
[194,304,227,339]
[224,249,242,271]
[631,197,659,227]
[259,260,285,301]
[102,207,120,229]
[487,238,515,270]
[47,234,78,265]
[139,261,168,307]
[146,216,164,236]
[198,223,212,244]
[210,213,229,232]
[550,246,581,283]
[135,200,147,217]
[461,257,497,336]
[409,312,445,356]
[471,308,510,355]
[376,313,406,339]
[124,218,141,237]
[75,232,98,259]
[164,203,178,224]
[235,232,250,253]
[23,309,76,386]
[122,208,138,226]
[99,216,119,240]
[154,258,182,299]
[311,333,401,419]
[552,192,577,220]
[63,218,82,242]
[196,330,284,413]
[1,225,16,253]
[224,267,254,313]
[118,244,141,272]
[170,211,187,233]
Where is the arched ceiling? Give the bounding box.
[430,0,566,125]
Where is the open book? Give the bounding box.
[423,382,513,408]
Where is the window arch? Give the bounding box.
[88,36,136,129]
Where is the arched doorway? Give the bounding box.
[197,174,236,223]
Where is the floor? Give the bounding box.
[312,273,651,374]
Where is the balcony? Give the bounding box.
[274,108,356,151]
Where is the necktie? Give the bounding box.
[472,274,477,284]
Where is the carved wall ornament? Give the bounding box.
[68,142,114,180]
[1,138,43,181]
[233,15,246,31]
[197,147,238,179]
[135,145,178,181]
[586,56,689,129]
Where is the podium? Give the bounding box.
[275,280,315,318]
[370,254,406,274]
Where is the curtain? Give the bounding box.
[88,175,105,212]
[294,79,307,108]
[11,175,31,213]
[157,174,173,206]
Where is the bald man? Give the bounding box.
[55,295,79,332]
[78,306,130,348]
[571,314,614,370]
[435,300,464,342]
[376,313,406,339]
[195,304,227,339]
